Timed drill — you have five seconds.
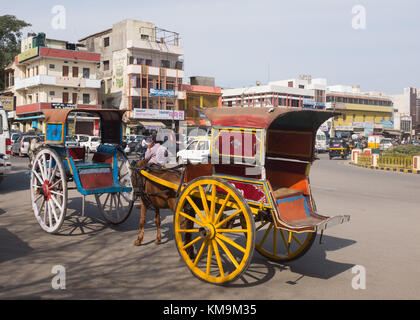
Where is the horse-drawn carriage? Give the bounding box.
[30,106,349,285]
[30,108,135,233]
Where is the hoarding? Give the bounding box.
[149,88,178,98]
[133,108,184,120]
[0,96,14,111]
[17,47,39,63]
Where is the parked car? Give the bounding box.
[75,134,101,152]
[11,135,39,156]
[379,138,393,151]
[127,135,145,154]
[10,131,22,145]
[177,137,211,164]
[65,136,79,148]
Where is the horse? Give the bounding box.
[131,160,194,257]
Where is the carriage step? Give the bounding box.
[78,184,132,196]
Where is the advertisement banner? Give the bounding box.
[17,47,39,63]
[149,88,177,98]
[0,96,15,111]
[51,103,77,109]
[133,108,184,120]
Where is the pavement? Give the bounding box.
[0,153,419,299]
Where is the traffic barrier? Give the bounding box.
[357,154,372,166]
[413,156,420,170]
[363,148,372,156]
[372,154,379,167]
[377,156,413,169]
[351,149,362,163]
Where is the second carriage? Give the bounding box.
[138,107,350,284]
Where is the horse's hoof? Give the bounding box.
[134,239,142,246]
[155,239,161,245]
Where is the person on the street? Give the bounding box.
[144,134,169,167]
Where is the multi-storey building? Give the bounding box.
[79,19,184,132]
[391,87,420,138]
[221,75,326,109]
[326,85,394,137]
[13,33,101,133]
[0,61,16,120]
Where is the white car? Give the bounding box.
[0,109,12,184]
[177,138,211,164]
[75,134,101,152]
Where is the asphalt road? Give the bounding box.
[0,153,419,299]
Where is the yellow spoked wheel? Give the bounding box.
[174,176,255,284]
[255,219,315,262]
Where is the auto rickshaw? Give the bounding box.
[329,137,350,160]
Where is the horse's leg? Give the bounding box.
[134,200,147,246]
[155,208,161,244]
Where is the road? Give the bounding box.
[0,153,419,299]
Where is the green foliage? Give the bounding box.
[0,15,31,89]
[382,145,420,157]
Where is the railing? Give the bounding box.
[357,154,372,166]
[378,156,413,169]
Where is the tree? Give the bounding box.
[0,15,31,90]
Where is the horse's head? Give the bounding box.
[130,159,148,188]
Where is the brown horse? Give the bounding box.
[132,160,193,249]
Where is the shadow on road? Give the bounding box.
[0,170,30,194]
[226,234,356,288]
[0,227,34,264]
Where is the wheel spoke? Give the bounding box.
[215,237,239,268]
[206,241,213,275]
[33,170,44,185]
[212,239,224,278]
[193,239,207,267]
[49,201,59,222]
[185,196,207,224]
[182,235,202,250]
[273,228,277,255]
[214,192,231,224]
[216,233,246,253]
[179,211,205,227]
[292,233,303,246]
[216,229,249,233]
[257,222,273,248]
[198,185,210,220]
[215,209,242,228]
[50,194,63,212]
[48,201,53,227]
[209,186,217,223]
[279,229,290,254]
[178,229,200,233]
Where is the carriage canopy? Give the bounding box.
[199,107,337,163]
[41,108,127,145]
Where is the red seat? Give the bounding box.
[68,147,86,161]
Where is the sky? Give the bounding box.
[2,0,420,94]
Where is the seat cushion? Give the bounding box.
[273,187,303,199]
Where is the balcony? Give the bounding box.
[126,65,184,78]
[126,39,184,56]
[15,75,101,90]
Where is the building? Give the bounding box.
[13,33,101,133]
[391,88,420,138]
[79,19,184,133]
[326,85,394,137]
[0,61,16,121]
[221,75,326,109]
[179,76,222,127]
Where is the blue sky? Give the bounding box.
[2,0,419,94]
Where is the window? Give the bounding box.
[62,65,69,77]
[187,141,198,150]
[104,37,110,47]
[82,68,90,78]
[83,93,90,104]
[103,60,110,71]
[141,34,149,40]
[298,85,304,89]
[288,81,293,87]
[50,91,55,96]
[49,64,55,69]
[62,92,69,103]
[161,60,170,68]
[146,59,152,66]
[35,66,39,76]
[72,67,78,78]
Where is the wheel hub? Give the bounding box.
[42,180,52,200]
[199,223,216,240]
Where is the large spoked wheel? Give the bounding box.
[95,151,135,224]
[174,176,255,284]
[30,148,68,234]
[255,219,316,262]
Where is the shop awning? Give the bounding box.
[138,121,166,129]
[15,115,45,121]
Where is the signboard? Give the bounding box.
[133,108,184,120]
[149,88,178,98]
[51,103,77,109]
[0,96,14,111]
[303,98,314,105]
[364,128,374,136]
[380,120,394,129]
[17,47,39,63]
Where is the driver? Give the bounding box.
[144,134,169,167]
